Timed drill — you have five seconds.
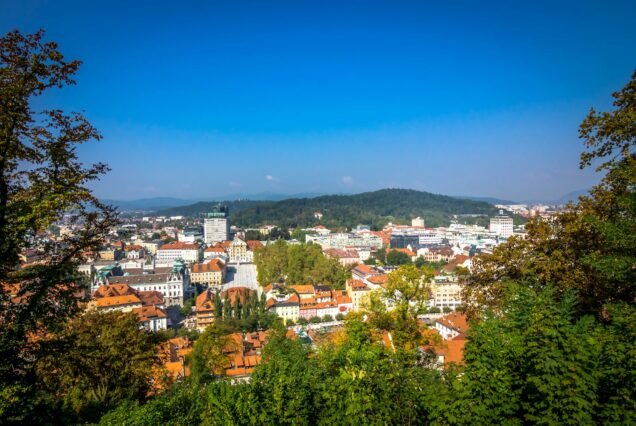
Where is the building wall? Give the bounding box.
[272,304,300,322]
[142,317,168,331]
[97,302,141,313]
[191,270,224,285]
[489,216,514,237]
[435,322,460,340]
[156,249,200,265]
[204,218,229,244]
[431,282,463,309]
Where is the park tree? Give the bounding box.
[213,292,222,318]
[223,292,231,318]
[0,30,118,422]
[291,228,307,242]
[384,264,433,307]
[386,249,411,265]
[233,297,241,320]
[360,265,435,350]
[254,240,348,288]
[244,229,262,241]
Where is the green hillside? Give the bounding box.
[155,200,269,218]
[157,189,502,229]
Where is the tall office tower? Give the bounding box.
[204,204,229,245]
[489,210,514,238]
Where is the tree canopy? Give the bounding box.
[463,70,636,319]
[0,29,117,424]
[36,311,158,422]
[254,240,349,288]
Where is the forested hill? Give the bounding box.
[156,189,500,229]
[155,200,269,218]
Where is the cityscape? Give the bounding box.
[1,1,635,425]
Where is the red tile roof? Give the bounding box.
[393,248,416,257]
[138,291,164,306]
[246,240,263,250]
[324,248,359,259]
[196,290,215,313]
[159,242,199,250]
[192,258,225,273]
[289,284,315,295]
[93,283,135,298]
[353,264,376,276]
[436,312,469,335]
[134,305,167,321]
[204,246,226,253]
[347,279,368,290]
[221,287,255,305]
[367,274,389,285]
[95,294,142,308]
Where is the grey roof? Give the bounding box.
[109,273,171,285]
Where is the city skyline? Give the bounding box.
[3,0,635,200]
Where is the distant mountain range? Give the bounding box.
[519,189,591,205]
[153,188,505,228]
[102,192,325,212]
[105,188,591,219]
[101,197,197,211]
[554,189,591,205]
[453,195,518,205]
[217,192,325,201]
[457,190,593,206]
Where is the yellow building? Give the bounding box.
[228,238,248,262]
[195,290,216,331]
[266,293,300,322]
[191,258,225,285]
[98,249,116,261]
[346,279,371,312]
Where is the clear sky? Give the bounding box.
[2,0,635,202]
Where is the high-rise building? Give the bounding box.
[204,204,229,244]
[489,211,514,237]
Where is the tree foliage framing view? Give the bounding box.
[0,30,119,422]
[1,28,635,425]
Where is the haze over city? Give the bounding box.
[2,0,635,201]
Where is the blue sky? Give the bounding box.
[3,0,635,201]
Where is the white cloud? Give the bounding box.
[342,175,353,185]
[265,175,279,182]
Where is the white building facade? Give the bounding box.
[156,242,201,265]
[489,213,514,238]
[96,262,191,307]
